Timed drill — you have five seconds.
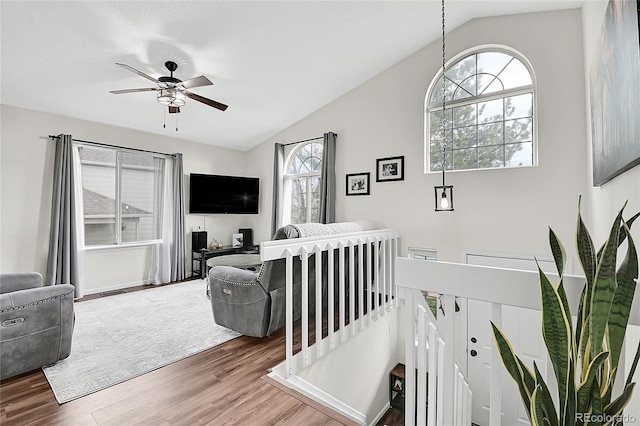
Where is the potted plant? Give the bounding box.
[492,200,640,426]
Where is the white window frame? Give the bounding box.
[282,141,323,225]
[78,143,165,249]
[424,44,538,174]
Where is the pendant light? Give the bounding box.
[434,0,454,212]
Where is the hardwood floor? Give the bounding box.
[0,281,404,426]
[1,327,368,425]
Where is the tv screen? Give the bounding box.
[189,174,259,214]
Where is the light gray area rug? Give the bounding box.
[43,279,240,404]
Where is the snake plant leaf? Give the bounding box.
[590,208,623,360]
[539,268,572,422]
[564,361,577,426]
[557,280,576,359]
[577,198,596,314]
[517,356,536,397]
[606,222,638,373]
[590,378,604,424]
[491,321,533,419]
[603,382,636,421]
[575,285,587,367]
[531,386,546,426]
[627,338,640,387]
[549,227,566,277]
[533,362,559,426]
[576,351,609,414]
[596,204,637,261]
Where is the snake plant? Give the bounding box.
[492,200,640,426]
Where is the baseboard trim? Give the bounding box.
[369,401,391,426]
[266,370,367,425]
[81,280,148,297]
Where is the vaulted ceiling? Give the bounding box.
[1,1,582,151]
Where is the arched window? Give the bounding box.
[283,141,323,224]
[425,47,536,173]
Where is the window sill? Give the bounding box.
[84,240,162,252]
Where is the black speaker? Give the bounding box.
[192,231,207,251]
[239,228,253,248]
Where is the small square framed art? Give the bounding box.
[346,172,370,196]
[376,156,404,182]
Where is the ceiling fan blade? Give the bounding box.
[181,75,213,89]
[115,63,158,83]
[184,91,228,111]
[168,106,180,114]
[109,88,157,94]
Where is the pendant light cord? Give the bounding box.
[440,0,447,186]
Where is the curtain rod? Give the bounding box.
[48,135,177,157]
[279,134,335,147]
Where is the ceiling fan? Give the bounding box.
[109,61,228,114]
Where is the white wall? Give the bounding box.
[581,1,640,420]
[0,105,252,293]
[247,8,588,268]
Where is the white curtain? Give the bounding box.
[147,153,186,284]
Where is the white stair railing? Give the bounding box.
[262,228,400,378]
[403,288,472,426]
[396,257,640,426]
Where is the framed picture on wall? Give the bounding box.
[346,172,370,196]
[589,0,640,186]
[376,156,405,182]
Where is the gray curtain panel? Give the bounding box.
[319,132,336,224]
[46,134,83,297]
[271,143,285,237]
[171,153,187,281]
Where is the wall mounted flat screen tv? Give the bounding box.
[189,173,259,214]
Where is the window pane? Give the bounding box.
[80,147,117,245]
[477,52,511,80]
[453,126,477,150]
[120,152,161,243]
[447,55,476,95]
[478,99,504,124]
[453,104,476,128]
[452,148,477,170]
[506,142,533,167]
[478,145,504,168]
[452,75,476,101]
[498,59,531,89]
[478,122,503,146]
[505,118,533,143]
[289,177,307,224]
[505,93,532,120]
[430,109,452,133]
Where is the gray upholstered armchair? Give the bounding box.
[208,225,320,337]
[0,273,75,380]
[208,221,378,337]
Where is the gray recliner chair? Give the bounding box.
[208,221,379,337]
[0,273,75,380]
[208,225,320,337]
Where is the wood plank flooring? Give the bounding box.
[0,282,403,426]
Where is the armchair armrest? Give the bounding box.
[0,273,44,294]
[0,284,75,311]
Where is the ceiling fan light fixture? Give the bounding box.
[171,91,186,107]
[157,88,185,107]
[157,88,175,105]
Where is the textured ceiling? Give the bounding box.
[1,1,582,151]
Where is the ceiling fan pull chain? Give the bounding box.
[163,107,166,129]
[175,115,178,132]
